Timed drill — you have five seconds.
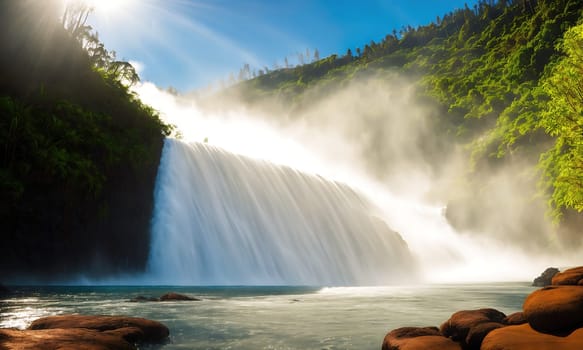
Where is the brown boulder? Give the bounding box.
[552,267,583,286]
[0,328,135,350]
[465,321,504,349]
[382,327,461,350]
[28,314,169,343]
[159,292,200,301]
[481,323,583,350]
[440,308,506,342]
[503,312,527,326]
[523,286,583,334]
[532,267,559,286]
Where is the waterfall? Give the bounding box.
[146,138,417,285]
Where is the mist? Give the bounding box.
[134,72,581,282]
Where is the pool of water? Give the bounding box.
[0,283,533,349]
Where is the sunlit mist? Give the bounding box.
[134,77,583,284]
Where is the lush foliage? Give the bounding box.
[0,0,171,276]
[537,24,583,220]
[236,0,583,223]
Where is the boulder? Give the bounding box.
[532,267,559,286]
[28,314,169,343]
[0,328,135,350]
[440,308,506,343]
[465,321,504,349]
[503,312,527,326]
[159,292,200,301]
[382,327,461,350]
[552,267,583,286]
[481,323,583,350]
[523,286,583,334]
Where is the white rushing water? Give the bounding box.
[146,139,416,285]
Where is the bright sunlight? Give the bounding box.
[63,0,136,17]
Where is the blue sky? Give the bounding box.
[89,0,479,91]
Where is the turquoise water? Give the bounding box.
[0,284,532,349]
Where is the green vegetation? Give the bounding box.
[236,0,583,225]
[0,0,171,277]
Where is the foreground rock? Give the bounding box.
[382,327,461,350]
[29,315,169,343]
[0,328,136,350]
[0,314,172,350]
[532,267,559,286]
[503,312,527,326]
[523,286,583,333]
[552,266,583,286]
[440,308,506,349]
[482,324,583,350]
[382,265,583,350]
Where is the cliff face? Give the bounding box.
[1,142,163,280]
[0,1,168,281]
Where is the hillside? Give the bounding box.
[0,1,171,279]
[232,0,583,247]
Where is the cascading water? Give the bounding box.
[146,138,416,285]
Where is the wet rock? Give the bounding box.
[552,266,583,286]
[440,308,506,344]
[465,322,504,349]
[382,326,461,350]
[159,292,200,301]
[532,267,559,287]
[503,312,527,325]
[28,314,169,343]
[0,328,135,350]
[523,286,583,334]
[481,323,583,350]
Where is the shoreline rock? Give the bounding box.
[382,265,583,350]
[532,267,559,286]
[1,314,170,350]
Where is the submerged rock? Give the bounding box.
[128,292,201,302]
[481,323,583,350]
[129,295,159,302]
[381,326,461,350]
[159,292,200,301]
[1,315,169,350]
[552,266,583,286]
[523,286,583,334]
[532,267,559,286]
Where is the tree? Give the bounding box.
[62,0,93,41]
[538,24,583,220]
[314,49,320,61]
[298,52,305,65]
